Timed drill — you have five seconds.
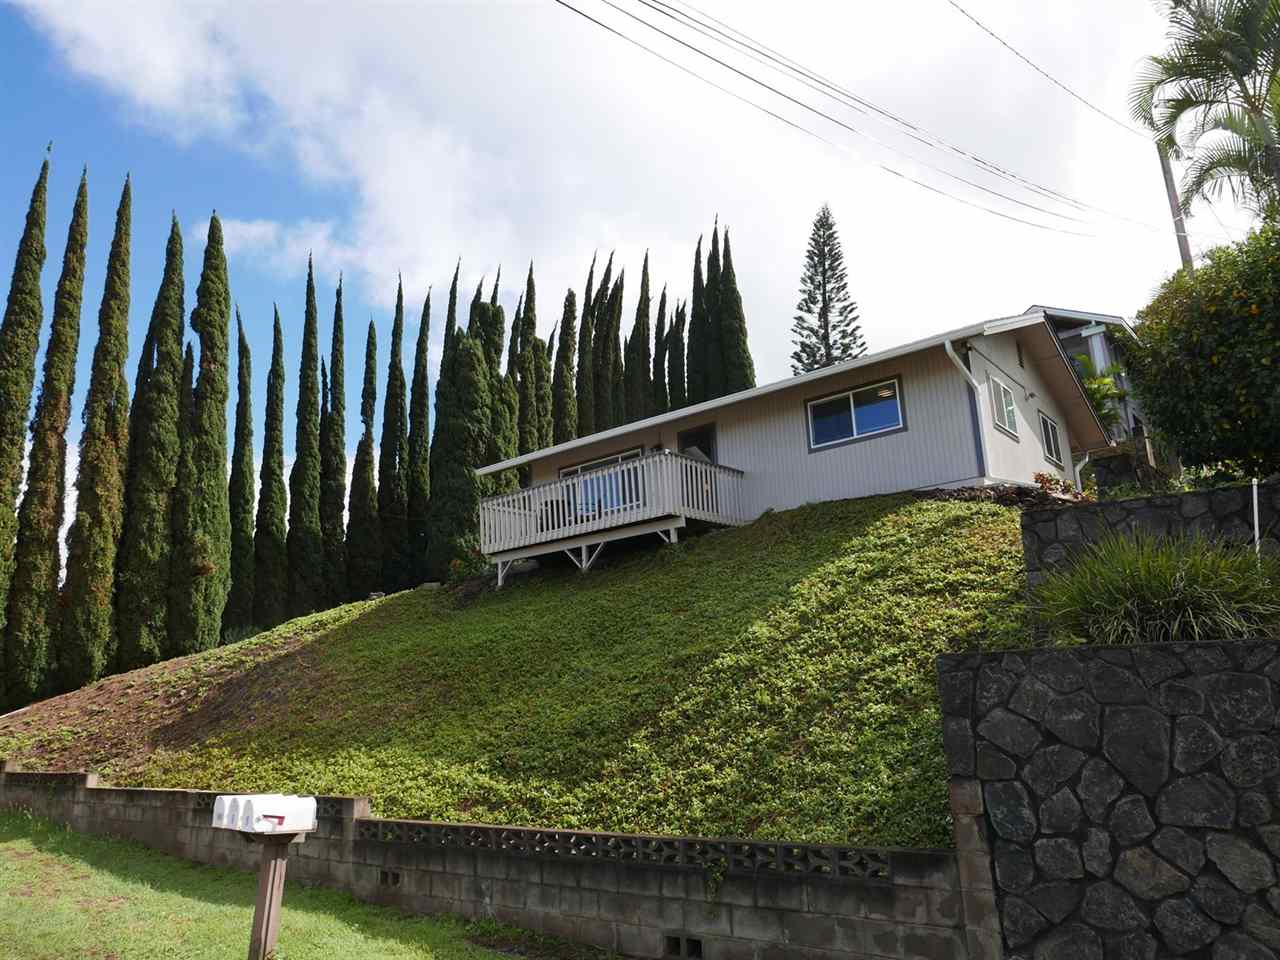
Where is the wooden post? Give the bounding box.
[246,833,305,960]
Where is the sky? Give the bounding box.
[0,0,1258,462]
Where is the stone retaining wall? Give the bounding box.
[0,763,989,959]
[938,639,1280,960]
[1020,480,1279,587]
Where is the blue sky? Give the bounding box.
[0,0,1258,465]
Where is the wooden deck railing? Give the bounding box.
[479,451,746,556]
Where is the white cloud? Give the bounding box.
[15,0,1257,390]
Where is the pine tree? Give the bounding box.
[686,237,706,405]
[429,261,461,494]
[117,216,184,670]
[406,290,431,585]
[652,286,668,415]
[346,320,382,599]
[668,300,687,409]
[625,253,652,422]
[704,224,724,400]
[719,229,756,394]
[59,178,131,688]
[425,333,491,580]
[223,310,254,639]
[319,279,347,606]
[791,204,865,373]
[551,289,577,443]
[166,213,231,657]
[379,279,410,592]
[575,255,597,438]
[0,158,49,637]
[287,258,324,616]
[253,308,288,629]
[3,170,85,705]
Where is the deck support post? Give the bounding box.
[495,559,512,589]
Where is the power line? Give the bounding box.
[944,0,1148,138]
[548,0,1095,236]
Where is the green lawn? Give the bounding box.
[0,811,568,960]
[0,495,1029,848]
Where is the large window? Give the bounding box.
[558,447,644,518]
[991,377,1018,436]
[1039,411,1064,467]
[558,448,643,478]
[806,378,904,450]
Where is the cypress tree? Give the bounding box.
[719,229,756,395]
[668,300,687,409]
[424,333,491,580]
[609,276,626,429]
[516,332,537,460]
[575,255,597,438]
[429,261,461,492]
[704,224,724,400]
[533,332,553,447]
[594,271,621,432]
[490,266,501,307]
[379,278,410,592]
[551,289,577,444]
[406,290,431,584]
[223,310,254,638]
[652,286,668,415]
[0,158,49,637]
[4,170,85,705]
[117,216,184,670]
[60,178,131,688]
[346,320,381,598]
[167,214,231,657]
[791,203,865,373]
[625,253,652,422]
[507,296,523,377]
[287,258,324,616]
[253,309,288,629]
[686,237,706,405]
[319,280,347,606]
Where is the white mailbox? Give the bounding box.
[211,794,317,834]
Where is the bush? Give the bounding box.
[1034,532,1280,644]
[1123,224,1280,476]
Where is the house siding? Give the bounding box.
[532,346,982,520]
[966,331,1074,485]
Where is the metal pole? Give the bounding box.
[247,835,295,960]
[1158,144,1195,273]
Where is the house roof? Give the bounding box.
[477,307,1113,476]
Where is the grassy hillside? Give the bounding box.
[0,495,1028,848]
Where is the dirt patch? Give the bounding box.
[912,483,1075,510]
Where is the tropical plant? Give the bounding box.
[1131,0,1280,215]
[1034,531,1280,644]
[1071,354,1125,433]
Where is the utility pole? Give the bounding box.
[1158,144,1195,273]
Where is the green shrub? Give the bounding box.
[1034,532,1280,644]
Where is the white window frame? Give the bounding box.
[1038,411,1064,467]
[806,377,904,451]
[990,376,1018,437]
[558,447,644,479]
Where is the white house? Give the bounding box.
[476,305,1115,585]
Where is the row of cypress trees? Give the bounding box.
[0,156,759,707]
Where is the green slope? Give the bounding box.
[0,495,1027,847]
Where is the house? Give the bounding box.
[476,305,1115,585]
[1040,305,1144,439]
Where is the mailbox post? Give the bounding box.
[212,794,317,960]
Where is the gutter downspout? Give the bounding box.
[945,339,989,482]
[1073,451,1091,495]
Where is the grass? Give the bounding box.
[0,495,1028,848]
[0,809,605,960]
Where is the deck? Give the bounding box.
[479,451,747,581]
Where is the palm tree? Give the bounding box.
[1131,0,1280,215]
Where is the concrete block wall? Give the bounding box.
[1020,480,1278,587]
[0,763,987,959]
[938,639,1280,960]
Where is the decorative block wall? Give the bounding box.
[0,763,988,959]
[1021,481,1278,587]
[938,639,1280,960]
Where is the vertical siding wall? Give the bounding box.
[0,766,990,960]
[531,347,983,518]
[965,333,1074,486]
